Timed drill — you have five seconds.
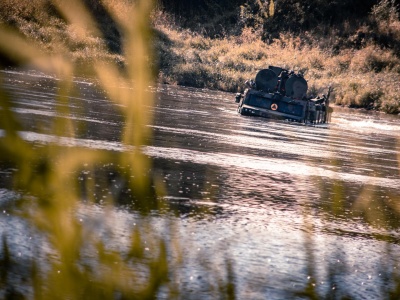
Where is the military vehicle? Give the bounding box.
[235,66,332,123]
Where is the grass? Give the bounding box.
[153,14,400,114]
[0,0,125,64]
[0,1,241,298]
[1,0,399,114]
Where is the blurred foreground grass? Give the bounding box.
[0,0,236,298]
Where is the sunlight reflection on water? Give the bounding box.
[1,70,400,299]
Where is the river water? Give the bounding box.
[1,69,400,299]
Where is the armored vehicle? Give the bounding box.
[235,66,332,123]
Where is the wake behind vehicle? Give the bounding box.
[235,66,332,123]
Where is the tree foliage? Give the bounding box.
[157,0,400,37]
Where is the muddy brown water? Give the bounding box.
[1,69,400,299]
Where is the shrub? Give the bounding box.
[334,80,381,108]
[380,92,400,114]
[350,46,399,72]
[371,0,399,23]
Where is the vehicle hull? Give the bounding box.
[236,89,331,124]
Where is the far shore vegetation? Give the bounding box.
[1,0,400,114]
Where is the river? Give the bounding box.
[1,69,400,299]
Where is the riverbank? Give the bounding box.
[1,0,399,114]
[153,11,400,115]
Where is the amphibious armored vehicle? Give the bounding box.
[235,66,332,123]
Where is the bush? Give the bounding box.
[350,46,399,72]
[380,93,400,113]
